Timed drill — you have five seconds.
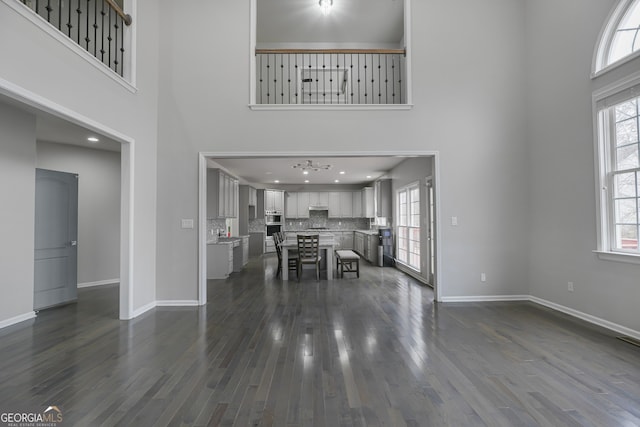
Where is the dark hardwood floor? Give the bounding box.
[1,255,639,426]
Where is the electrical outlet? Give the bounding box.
[481,273,486,282]
[181,219,194,229]
[568,281,574,292]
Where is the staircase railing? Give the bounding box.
[18,0,132,77]
[255,48,407,105]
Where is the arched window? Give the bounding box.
[594,0,640,73]
[593,0,640,263]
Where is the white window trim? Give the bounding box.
[396,180,420,271]
[592,69,640,265]
[592,0,640,78]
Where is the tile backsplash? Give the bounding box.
[285,210,370,231]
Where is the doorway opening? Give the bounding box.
[197,151,441,304]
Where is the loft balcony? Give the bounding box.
[254,48,407,106]
[13,0,132,79]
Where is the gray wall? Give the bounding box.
[526,0,640,332]
[0,0,160,319]
[36,142,120,286]
[156,0,528,301]
[0,103,36,321]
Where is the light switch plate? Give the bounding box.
[451,216,458,226]
[181,219,194,229]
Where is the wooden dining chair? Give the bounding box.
[296,234,321,281]
[274,232,297,278]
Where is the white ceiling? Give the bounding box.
[36,114,121,152]
[209,156,409,186]
[257,0,404,45]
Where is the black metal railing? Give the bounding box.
[19,0,132,77]
[255,49,406,105]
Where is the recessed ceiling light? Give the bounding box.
[274,180,280,183]
[304,180,309,183]
[303,171,309,175]
[366,175,372,179]
[334,179,340,183]
[339,171,345,175]
[87,137,99,142]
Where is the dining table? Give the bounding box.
[280,233,336,281]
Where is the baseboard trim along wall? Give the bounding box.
[129,301,157,319]
[77,279,120,288]
[440,294,640,341]
[156,300,200,307]
[0,311,37,329]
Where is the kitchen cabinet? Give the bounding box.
[265,189,284,212]
[248,187,257,206]
[339,231,354,250]
[309,191,328,207]
[354,231,379,264]
[285,192,298,218]
[354,232,364,256]
[363,187,374,218]
[375,179,392,218]
[328,192,341,218]
[207,169,239,219]
[340,192,353,217]
[207,242,233,279]
[353,191,363,218]
[296,192,310,218]
[368,234,379,265]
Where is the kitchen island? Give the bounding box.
[280,232,336,281]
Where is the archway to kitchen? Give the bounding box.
[197,151,441,305]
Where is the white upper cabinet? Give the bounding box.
[285,192,298,218]
[265,189,284,212]
[339,192,353,217]
[297,192,310,218]
[353,190,363,218]
[328,192,341,218]
[309,192,329,207]
[363,187,375,218]
[207,169,239,219]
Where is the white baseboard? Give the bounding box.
[129,301,157,318]
[156,300,200,307]
[440,295,530,303]
[395,264,430,285]
[77,279,119,288]
[0,311,37,329]
[529,295,640,341]
[439,294,640,340]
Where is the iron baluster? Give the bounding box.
[100,0,106,62]
[108,6,112,71]
[84,0,90,49]
[76,0,81,44]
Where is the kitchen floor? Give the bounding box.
[1,260,638,425]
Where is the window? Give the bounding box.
[595,0,640,73]
[397,183,420,270]
[597,94,640,255]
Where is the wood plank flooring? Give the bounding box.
[1,255,639,426]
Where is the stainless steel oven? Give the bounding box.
[265,210,282,225]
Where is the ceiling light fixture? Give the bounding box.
[274,180,280,183]
[87,137,99,142]
[292,160,332,172]
[334,179,340,183]
[366,175,372,179]
[303,171,309,175]
[304,180,310,183]
[319,0,333,16]
[339,171,345,175]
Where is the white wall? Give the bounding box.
[155,0,529,301]
[0,0,159,319]
[36,142,120,286]
[526,0,640,332]
[0,103,36,323]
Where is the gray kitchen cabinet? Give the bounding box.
[341,232,354,250]
[296,192,310,218]
[354,232,364,256]
[207,242,233,279]
[207,168,239,219]
[285,192,298,218]
[248,187,257,206]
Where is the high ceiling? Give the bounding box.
[209,156,409,186]
[257,0,404,45]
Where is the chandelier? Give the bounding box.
[292,160,332,172]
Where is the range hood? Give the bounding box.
[309,206,329,211]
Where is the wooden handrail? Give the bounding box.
[255,48,406,55]
[105,0,132,26]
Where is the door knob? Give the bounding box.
[70,240,77,246]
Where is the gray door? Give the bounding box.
[34,169,78,310]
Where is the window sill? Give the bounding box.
[593,250,640,265]
[248,104,413,111]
